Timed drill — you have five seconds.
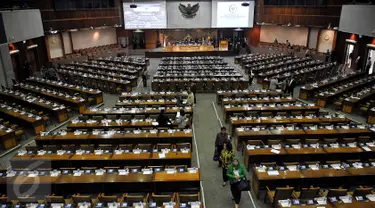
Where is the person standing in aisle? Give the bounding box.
[227,157,247,208]
[142,70,148,87]
[187,89,195,106]
[220,141,235,187]
[215,127,230,167]
[190,82,197,104]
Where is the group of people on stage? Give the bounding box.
[214,127,248,208]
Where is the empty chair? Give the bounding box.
[176,143,191,151]
[98,144,114,152]
[327,188,348,197]
[45,195,66,204]
[60,144,76,153]
[166,165,187,172]
[117,144,133,152]
[268,140,282,145]
[79,144,95,152]
[125,193,148,206]
[134,115,146,120]
[155,143,172,151]
[351,186,373,197]
[276,112,287,116]
[72,194,92,204]
[99,193,123,203]
[78,115,89,121]
[25,145,38,154]
[17,196,37,204]
[106,115,118,120]
[177,192,200,204]
[265,186,294,207]
[323,138,338,144]
[292,186,320,199]
[136,144,153,152]
[150,193,175,207]
[125,166,142,172]
[92,116,104,122]
[285,139,300,145]
[44,145,58,152]
[305,139,319,144]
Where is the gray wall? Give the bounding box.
[167,1,211,28]
[1,9,44,43]
[339,5,375,37]
[0,45,15,87]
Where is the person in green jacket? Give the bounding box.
[227,156,247,208]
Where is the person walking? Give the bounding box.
[175,109,187,129]
[142,70,148,87]
[215,127,230,167]
[227,157,247,208]
[248,69,254,85]
[190,82,197,104]
[187,89,195,106]
[220,141,235,187]
[157,109,171,127]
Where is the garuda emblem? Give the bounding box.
[178,3,200,18]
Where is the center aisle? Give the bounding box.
[194,93,256,208]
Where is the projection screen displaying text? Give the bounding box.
[211,1,254,28]
[123,1,167,29]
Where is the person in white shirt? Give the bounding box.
[175,109,187,129]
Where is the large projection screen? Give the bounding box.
[123,1,167,29]
[211,1,254,28]
[339,5,375,38]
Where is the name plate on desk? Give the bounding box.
[166,168,177,174]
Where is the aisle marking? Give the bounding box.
[192,124,206,208]
[211,102,257,208]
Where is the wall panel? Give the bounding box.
[260,25,309,46]
[71,28,117,50]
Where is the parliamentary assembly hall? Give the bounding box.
[0,0,375,207]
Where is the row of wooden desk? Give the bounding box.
[277,199,375,208]
[82,107,193,117]
[216,90,284,104]
[234,127,373,149]
[243,143,375,170]
[223,104,319,122]
[229,116,349,135]
[1,169,200,197]
[252,165,375,199]
[67,119,191,130]
[11,150,192,169]
[35,130,193,147]
[299,72,365,100]
[27,77,104,105]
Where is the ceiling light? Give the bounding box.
[241,2,250,6]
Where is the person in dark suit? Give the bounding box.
[190,82,197,104]
[157,109,171,127]
[365,57,372,73]
[287,76,296,96]
[142,70,148,87]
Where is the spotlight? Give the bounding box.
[241,2,250,6]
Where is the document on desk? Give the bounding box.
[270,149,280,154]
[362,146,372,152]
[339,196,352,203]
[366,194,375,201]
[267,170,279,176]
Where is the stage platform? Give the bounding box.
[145,47,235,58]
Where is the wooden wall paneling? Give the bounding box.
[145,30,157,49]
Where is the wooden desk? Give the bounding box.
[11,151,192,169]
[342,90,375,114]
[14,83,87,114]
[82,107,193,117]
[163,45,214,52]
[243,145,375,170]
[0,90,69,123]
[298,72,364,100]
[222,98,296,110]
[35,131,193,147]
[120,92,187,101]
[4,170,200,196]
[252,166,375,198]
[0,106,46,134]
[67,119,191,130]
[229,117,349,135]
[116,100,179,107]
[27,77,103,105]
[0,129,17,149]
[235,127,374,149]
[224,105,319,122]
[216,90,284,104]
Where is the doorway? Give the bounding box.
[26,46,41,76]
[344,40,356,69]
[365,45,375,75]
[132,31,145,49]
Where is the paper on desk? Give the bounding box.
[278,199,291,207]
[339,196,352,203]
[247,145,255,150]
[315,197,327,205]
[330,164,342,170]
[158,152,166,158]
[362,146,372,152]
[309,164,319,170]
[287,166,297,171]
[366,194,375,201]
[270,149,280,154]
[73,172,82,176]
[267,170,279,176]
[292,144,301,149]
